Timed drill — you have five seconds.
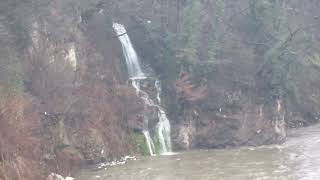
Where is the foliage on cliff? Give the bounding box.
[1,0,320,179]
[0,0,143,178]
[126,0,320,125]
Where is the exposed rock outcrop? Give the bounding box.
[1,0,320,179]
[173,79,287,150]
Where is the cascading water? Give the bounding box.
[155,80,161,104]
[112,23,145,78]
[142,130,155,156]
[157,108,172,153]
[113,23,172,155]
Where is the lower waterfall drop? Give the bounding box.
[142,130,155,156]
[113,23,172,155]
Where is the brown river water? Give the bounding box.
[76,125,320,180]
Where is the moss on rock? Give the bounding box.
[130,131,150,156]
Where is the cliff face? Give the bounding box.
[1,0,320,179]
[1,0,143,178]
[172,62,287,149]
[109,0,320,150]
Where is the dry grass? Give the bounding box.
[0,92,41,180]
[176,72,208,103]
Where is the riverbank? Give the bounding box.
[76,124,320,180]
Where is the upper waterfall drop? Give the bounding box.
[113,22,172,155]
[155,80,162,104]
[112,23,145,79]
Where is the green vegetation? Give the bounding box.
[129,130,165,155]
[151,129,162,154]
[207,0,225,62]
[130,131,150,156]
[247,0,312,101]
[136,0,320,126]
[177,1,202,64]
[1,0,320,178]
[175,0,225,64]
[0,48,24,97]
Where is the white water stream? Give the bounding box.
[113,23,172,155]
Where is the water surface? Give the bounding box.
[77,125,320,180]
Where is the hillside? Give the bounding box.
[1,0,320,179]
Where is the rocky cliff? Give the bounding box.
[110,0,320,150]
[0,0,320,179]
[0,0,144,179]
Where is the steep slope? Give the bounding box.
[1,0,320,179]
[0,0,143,178]
[104,0,320,149]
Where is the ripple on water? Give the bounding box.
[76,125,320,180]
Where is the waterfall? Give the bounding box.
[157,108,172,153]
[142,130,155,156]
[113,23,145,79]
[113,23,172,155]
[155,80,161,104]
